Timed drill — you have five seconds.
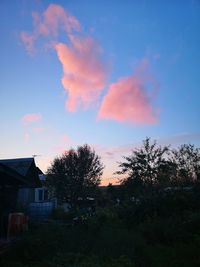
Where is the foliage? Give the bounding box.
[171,144,200,185]
[1,219,137,267]
[117,137,169,194]
[117,138,200,196]
[46,144,104,205]
[2,188,200,267]
[50,208,77,222]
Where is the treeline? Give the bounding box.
[109,137,200,200]
[46,137,200,206]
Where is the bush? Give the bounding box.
[51,208,77,222]
[2,189,200,267]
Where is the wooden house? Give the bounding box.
[0,158,42,209]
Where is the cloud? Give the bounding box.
[54,35,107,111]
[22,113,42,124]
[21,3,81,53]
[32,4,81,36]
[53,134,73,154]
[21,5,158,121]
[98,61,159,124]
[104,145,133,159]
[21,4,108,111]
[157,132,200,147]
[20,32,36,54]
[21,113,43,143]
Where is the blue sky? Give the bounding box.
[0,0,200,184]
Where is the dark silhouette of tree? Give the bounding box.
[46,144,104,205]
[107,183,118,201]
[117,137,169,194]
[171,144,200,185]
[117,139,200,195]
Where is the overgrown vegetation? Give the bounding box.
[1,192,200,267]
[1,138,200,266]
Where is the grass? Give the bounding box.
[1,192,200,267]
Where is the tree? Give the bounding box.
[117,137,169,194]
[171,144,200,185]
[46,144,104,205]
[107,183,118,201]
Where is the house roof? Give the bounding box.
[0,158,42,187]
[0,162,28,186]
[0,158,33,176]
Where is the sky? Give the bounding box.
[0,0,200,185]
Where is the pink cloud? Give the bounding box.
[20,32,36,54]
[21,4,108,111]
[32,4,81,36]
[98,62,159,124]
[21,4,81,53]
[22,113,42,124]
[53,134,73,154]
[54,35,107,111]
[20,4,159,122]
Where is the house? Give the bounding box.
[0,158,58,219]
[0,158,42,210]
[0,157,57,238]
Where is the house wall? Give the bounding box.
[0,186,19,237]
[17,188,35,208]
[0,186,18,214]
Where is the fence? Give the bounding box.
[28,199,57,220]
